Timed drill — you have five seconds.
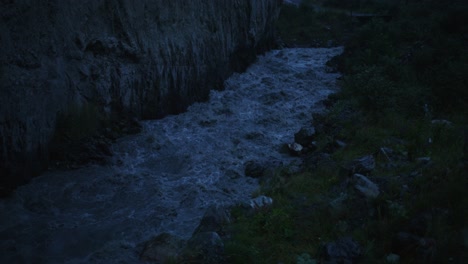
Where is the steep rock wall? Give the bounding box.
[0,0,281,195]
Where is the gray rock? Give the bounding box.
[334,140,347,149]
[415,157,431,164]
[352,174,380,198]
[249,195,274,209]
[288,142,304,156]
[324,237,361,263]
[235,195,274,217]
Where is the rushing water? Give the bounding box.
[0,47,342,263]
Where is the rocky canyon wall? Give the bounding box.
[0,0,281,195]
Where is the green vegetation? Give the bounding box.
[338,1,468,115]
[225,1,467,263]
[275,1,355,47]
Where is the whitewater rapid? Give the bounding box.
[0,47,342,263]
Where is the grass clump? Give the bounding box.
[225,167,343,264]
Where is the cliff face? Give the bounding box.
[0,0,281,194]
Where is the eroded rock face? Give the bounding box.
[0,0,281,194]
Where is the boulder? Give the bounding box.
[288,142,304,156]
[352,174,380,198]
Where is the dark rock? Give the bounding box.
[0,0,281,192]
[323,139,346,153]
[322,97,336,109]
[324,237,361,263]
[194,204,231,235]
[393,232,437,262]
[415,156,431,165]
[245,159,283,179]
[244,131,265,140]
[385,253,400,263]
[408,209,448,236]
[304,152,335,169]
[244,160,267,178]
[345,155,375,175]
[431,119,452,126]
[140,233,185,263]
[334,140,347,149]
[294,125,316,146]
[181,232,225,264]
[225,169,241,179]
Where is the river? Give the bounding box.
[0,47,342,263]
